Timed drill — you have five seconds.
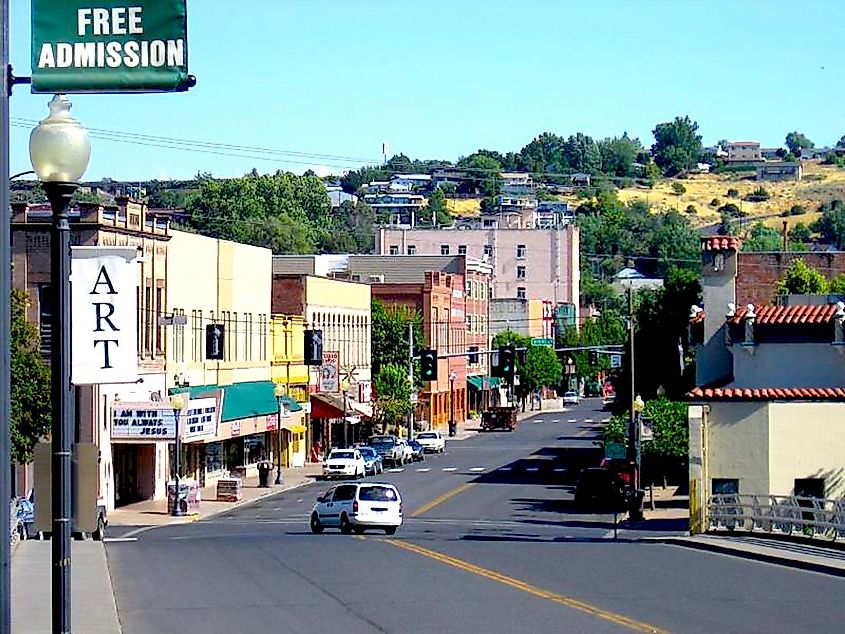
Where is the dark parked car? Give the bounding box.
[358,446,383,475]
[408,440,425,462]
[574,467,626,512]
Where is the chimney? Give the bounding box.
[835,301,845,344]
[744,304,756,345]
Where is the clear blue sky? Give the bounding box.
[9,0,845,181]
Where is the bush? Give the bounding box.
[726,188,739,198]
[745,186,770,202]
[685,204,697,214]
[718,203,742,217]
[789,204,806,216]
[710,197,720,207]
[671,182,686,195]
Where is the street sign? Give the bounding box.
[604,441,626,460]
[640,417,654,442]
[610,354,622,369]
[531,337,554,347]
[31,0,192,93]
[205,324,225,360]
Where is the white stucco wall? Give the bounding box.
[706,401,770,496]
[768,402,845,498]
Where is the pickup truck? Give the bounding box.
[480,406,518,432]
[368,435,405,466]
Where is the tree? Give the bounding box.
[370,300,422,374]
[11,290,51,464]
[775,259,829,295]
[830,274,845,295]
[811,202,845,249]
[651,116,703,176]
[456,152,503,196]
[424,187,452,227]
[522,345,563,391]
[597,134,643,178]
[372,364,413,433]
[785,131,814,156]
[790,222,812,244]
[742,223,783,252]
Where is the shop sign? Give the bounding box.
[231,421,241,437]
[31,0,191,93]
[358,381,372,403]
[319,351,339,393]
[266,414,278,431]
[182,398,218,442]
[112,404,176,440]
[71,247,139,385]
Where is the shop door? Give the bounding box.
[113,444,139,507]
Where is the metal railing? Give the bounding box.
[708,494,845,541]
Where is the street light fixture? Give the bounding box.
[29,94,91,634]
[169,392,187,517]
[273,383,286,485]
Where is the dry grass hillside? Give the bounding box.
[616,162,845,227]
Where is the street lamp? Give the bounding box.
[169,392,186,517]
[449,370,457,437]
[273,383,286,485]
[29,94,91,634]
[341,380,349,448]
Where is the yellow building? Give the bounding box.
[270,315,309,467]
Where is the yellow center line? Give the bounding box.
[383,539,667,634]
[410,482,475,518]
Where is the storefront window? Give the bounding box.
[244,433,269,464]
[206,442,223,474]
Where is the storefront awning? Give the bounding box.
[169,381,301,422]
[311,393,365,419]
[351,402,373,419]
[467,376,501,390]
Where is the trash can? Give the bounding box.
[257,461,272,488]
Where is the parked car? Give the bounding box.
[407,440,425,462]
[14,490,106,541]
[310,482,403,535]
[563,391,580,406]
[395,439,415,465]
[358,446,383,476]
[415,430,446,453]
[322,449,366,480]
[368,435,404,466]
[574,467,626,512]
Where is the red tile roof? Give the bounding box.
[688,387,845,401]
[701,236,742,251]
[727,304,837,325]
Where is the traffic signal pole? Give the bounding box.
[408,322,414,441]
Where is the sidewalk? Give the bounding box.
[12,541,122,633]
[109,463,323,527]
[664,532,845,577]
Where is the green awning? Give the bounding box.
[467,376,501,390]
[169,381,302,422]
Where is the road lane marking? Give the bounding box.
[526,467,539,472]
[568,419,577,423]
[442,467,457,472]
[388,468,404,473]
[382,540,667,633]
[553,468,567,472]
[549,419,560,423]
[584,418,593,423]
[469,467,485,472]
[602,418,610,423]
[410,483,474,518]
[416,468,431,472]
[103,537,137,543]
[499,467,512,471]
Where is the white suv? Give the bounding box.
[310,483,403,535]
[415,431,446,453]
[322,448,366,480]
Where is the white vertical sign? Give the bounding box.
[71,246,138,385]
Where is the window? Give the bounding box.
[37,284,52,357]
[458,245,467,255]
[517,287,526,300]
[440,244,450,256]
[483,244,493,258]
[333,485,357,501]
[711,478,739,495]
[794,478,825,499]
[407,245,416,255]
[389,245,399,255]
[517,244,526,258]
[517,265,526,280]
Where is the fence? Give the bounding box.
[708,494,845,541]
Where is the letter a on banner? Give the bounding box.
[71,247,139,384]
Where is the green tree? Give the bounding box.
[742,223,784,252]
[641,397,688,459]
[522,345,563,391]
[790,222,812,243]
[456,152,503,196]
[370,300,423,374]
[830,274,845,295]
[785,131,814,156]
[424,187,452,227]
[811,203,845,248]
[597,134,643,178]
[372,364,413,433]
[11,290,51,464]
[651,116,703,176]
[775,259,829,295]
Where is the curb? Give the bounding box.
[662,537,845,578]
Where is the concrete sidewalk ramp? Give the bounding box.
[12,540,122,633]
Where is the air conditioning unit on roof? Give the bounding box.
[368,274,385,283]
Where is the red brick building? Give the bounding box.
[372,271,468,429]
[736,251,845,307]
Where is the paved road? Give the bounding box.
[106,400,845,633]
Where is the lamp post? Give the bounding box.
[449,370,457,437]
[29,94,91,634]
[274,383,286,485]
[169,392,186,517]
[341,380,349,448]
[630,394,645,521]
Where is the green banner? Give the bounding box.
[31,0,190,93]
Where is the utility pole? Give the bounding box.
[408,322,414,441]
[626,286,643,521]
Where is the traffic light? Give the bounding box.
[304,329,323,366]
[499,345,515,379]
[420,349,438,381]
[589,349,598,365]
